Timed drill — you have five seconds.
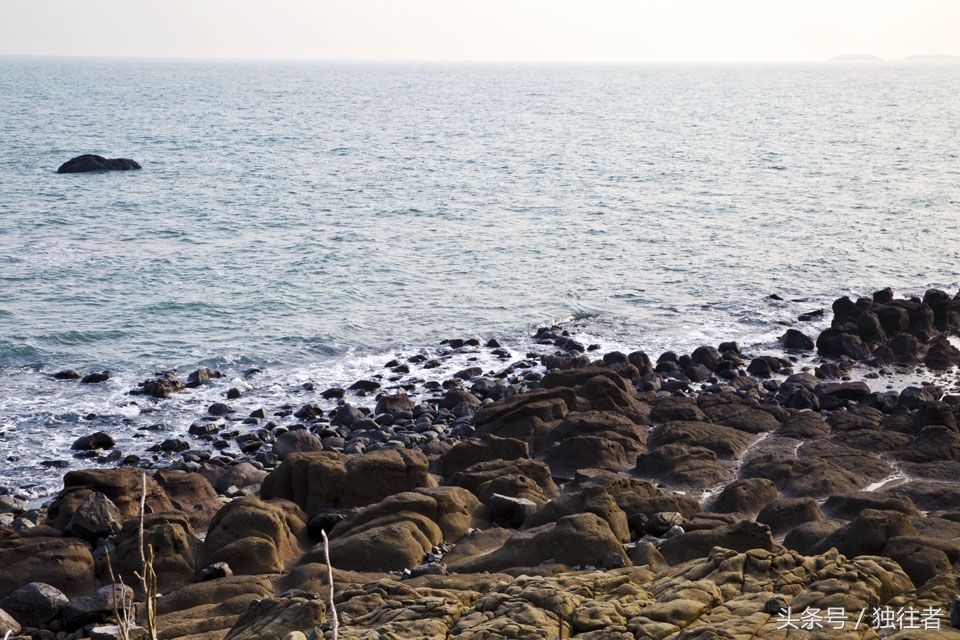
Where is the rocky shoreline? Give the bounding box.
[2,288,960,640]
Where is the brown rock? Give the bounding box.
[756,497,823,535]
[659,521,777,565]
[522,486,632,542]
[46,468,174,531]
[260,448,434,512]
[154,469,222,527]
[222,596,325,640]
[108,512,200,594]
[452,513,629,572]
[635,443,732,489]
[711,478,778,516]
[272,430,324,460]
[0,537,94,599]
[436,435,529,480]
[199,498,307,575]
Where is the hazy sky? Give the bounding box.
[2,0,958,62]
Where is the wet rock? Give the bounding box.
[816,328,869,360]
[925,338,960,369]
[64,492,122,542]
[781,329,815,350]
[186,367,225,388]
[131,371,185,398]
[208,402,234,416]
[349,379,381,393]
[739,451,866,498]
[57,154,141,173]
[647,421,754,459]
[320,387,344,400]
[0,582,68,628]
[777,411,831,438]
[71,431,115,451]
[80,371,114,384]
[53,369,82,380]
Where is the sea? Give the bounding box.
[1,57,959,499]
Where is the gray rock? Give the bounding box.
[63,584,134,630]
[0,582,68,628]
[0,495,28,515]
[64,492,122,542]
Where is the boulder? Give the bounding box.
[154,469,223,526]
[260,449,434,512]
[0,582,68,628]
[205,461,267,495]
[436,435,529,480]
[57,154,142,173]
[62,584,133,630]
[222,596,325,640]
[739,451,867,498]
[646,421,754,459]
[374,393,415,415]
[63,492,122,542]
[522,486,631,542]
[449,458,560,500]
[635,444,731,489]
[130,371,185,398]
[186,367,225,388]
[781,329,815,350]
[810,509,917,557]
[452,513,629,572]
[108,512,200,594]
[710,478,777,515]
[659,521,777,565]
[0,536,94,599]
[650,397,707,423]
[272,430,324,460]
[547,411,648,456]
[545,435,629,477]
[756,497,823,535]
[199,498,307,576]
[46,468,174,531]
[821,492,920,519]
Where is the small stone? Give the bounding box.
[198,562,232,582]
[765,596,788,615]
[226,388,243,399]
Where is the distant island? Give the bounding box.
[829,54,882,61]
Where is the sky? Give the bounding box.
[1,0,958,63]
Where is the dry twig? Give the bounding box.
[320,530,339,640]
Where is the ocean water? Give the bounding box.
[1,58,959,497]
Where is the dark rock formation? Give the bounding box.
[57,154,141,173]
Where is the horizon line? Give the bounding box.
[2,52,959,65]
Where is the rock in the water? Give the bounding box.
[131,371,185,398]
[57,154,141,173]
[80,371,114,384]
[71,431,115,451]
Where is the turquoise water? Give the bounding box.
[1,58,959,494]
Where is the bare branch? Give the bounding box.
[320,530,339,640]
